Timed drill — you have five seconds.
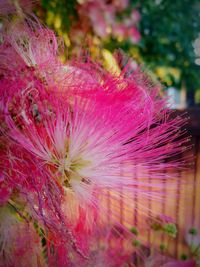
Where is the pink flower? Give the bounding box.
[113,23,127,39]
[88,6,108,37]
[0,12,189,265]
[158,214,175,224]
[128,27,141,43]
[112,0,129,11]
[131,10,141,23]
[5,17,58,68]
[76,0,140,43]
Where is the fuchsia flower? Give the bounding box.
[0,11,190,267]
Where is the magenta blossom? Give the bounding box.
[0,11,190,266]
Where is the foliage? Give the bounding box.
[136,0,200,93]
[37,0,140,66]
[39,0,77,32]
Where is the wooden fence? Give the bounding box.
[102,108,200,259]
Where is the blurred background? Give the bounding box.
[8,0,200,264]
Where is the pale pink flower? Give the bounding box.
[113,24,127,39]
[128,27,141,43]
[76,0,140,43]
[131,10,141,23]
[112,0,129,11]
[86,2,115,38]
[5,17,58,68]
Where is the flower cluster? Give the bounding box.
[69,0,141,51]
[75,0,140,41]
[0,6,189,267]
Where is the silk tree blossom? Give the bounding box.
[2,69,188,219]
[0,13,190,266]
